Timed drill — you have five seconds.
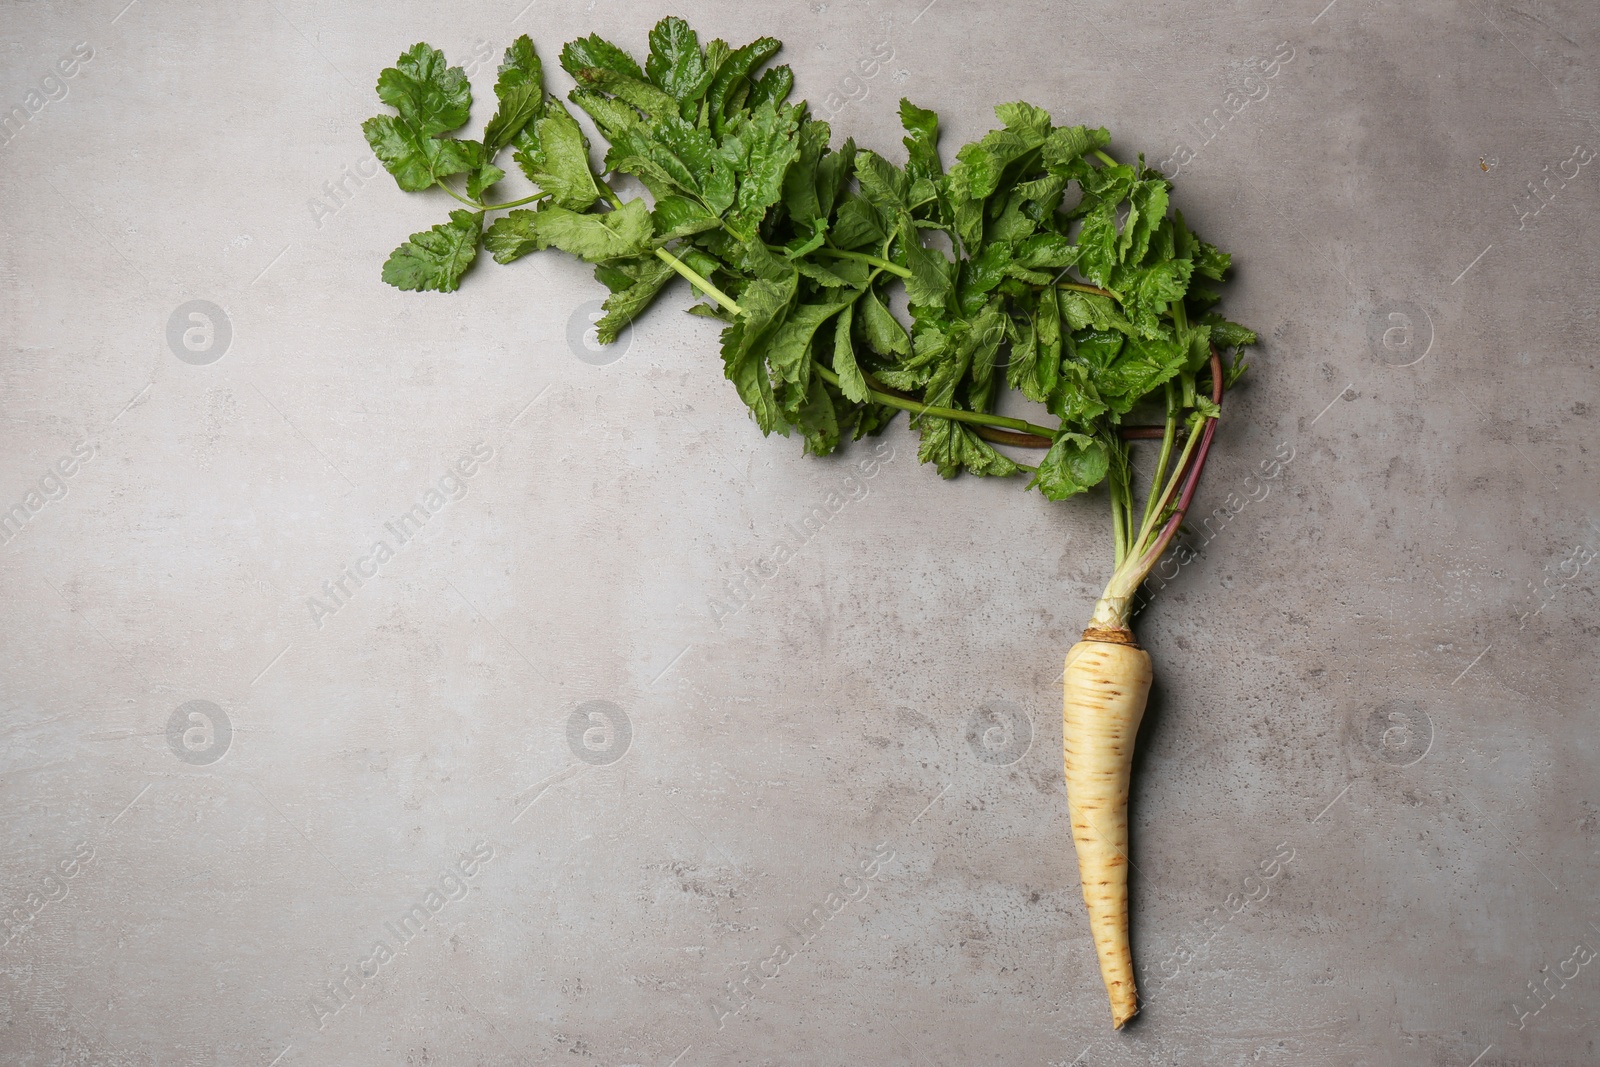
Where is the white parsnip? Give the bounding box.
[1063,632,1153,1029]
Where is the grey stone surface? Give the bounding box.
[2,1,1597,1064]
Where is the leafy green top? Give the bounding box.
[362,17,1256,521]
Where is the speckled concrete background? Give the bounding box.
[2,1,1597,1064]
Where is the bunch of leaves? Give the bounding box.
[362,16,1258,503]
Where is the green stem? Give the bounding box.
[779,232,828,259]
[1126,303,1194,548]
[654,247,742,316]
[1108,306,1192,588]
[759,234,911,278]
[813,247,912,278]
[1120,443,1139,563]
[1057,280,1122,301]
[1093,149,1119,168]
[440,183,487,210]
[812,365,1059,438]
[604,179,745,315]
[1138,381,1181,536]
[437,183,549,213]
[480,191,549,211]
[1110,478,1128,570]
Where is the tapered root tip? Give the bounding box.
[1108,984,1138,1029]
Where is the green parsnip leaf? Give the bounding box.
[721,318,778,432]
[651,194,720,239]
[483,36,545,153]
[782,119,831,226]
[1030,432,1110,500]
[572,65,680,119]
[362,43,479,191]
[746,65,794,111]
[486,200,652,263]
[560,34,645,83]
[513,106,600,210]
[855,150,909,210]
[466,163,505,200]
[594,253,677,342]
[899,218,951,307]
[899,99,942,181]
[764,300,847,389]
[831,303,870,403]
[382,208,483,291]
[707,36,781,133]
[1041,123,1109,169]
[721,102,801,241]
[918,420,1020,479]
[646,17,710,101]
[858,289,910,356]
[568,88,642,139]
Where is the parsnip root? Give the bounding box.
[1063,632,1153,1029]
